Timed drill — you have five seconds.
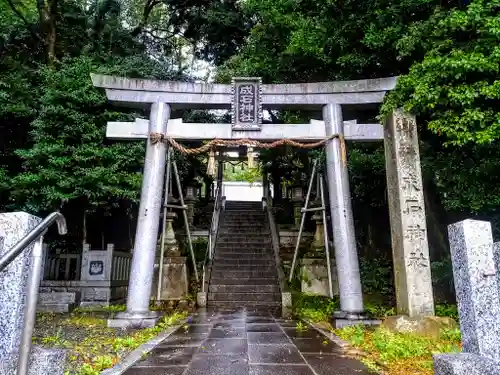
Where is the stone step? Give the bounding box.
[224,207,262,210]
[217,234,271,241]
[216,237,269,242]
[221,214,265,219]
[208,292,280,302]
[209,284,280,293]
[211,269,277,279]
[215,248,272,253]
[38,291,80,304]
[214,251,274,257]
[216,242,271,247]
[220,219,265,223]
[206,301,281,310]
[219,221,268,232]
[217,230,268,235]
[213,258,275,266]
[217,241,271,247]
[214,253,274,260]
[223,207,263,211]
[210,277,278,285]
[217,231,269,236]
[37,303,76,313]
[212,264,276,272]
[214,252,274,259]
[218,230,266,233]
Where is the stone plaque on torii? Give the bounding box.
[91,73,434,327]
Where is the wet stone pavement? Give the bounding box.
[124,309,374,375]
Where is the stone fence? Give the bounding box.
[40,243,132,306]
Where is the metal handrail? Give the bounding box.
[263,190,289,294]
[201,182,223,293]
[0,212,67,375]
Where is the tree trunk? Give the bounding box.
[37,0,57,65]
[82,210,87,246]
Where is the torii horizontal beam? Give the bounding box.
[106,118,384,142]
[91,74,398,110]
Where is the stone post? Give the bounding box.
[384,109,434,317]
[262,172,269,199]
[0,213,41,365]
[0,213,67,374]
[323,103,364,317]
[112,102,170,328]
[434,219,500,374]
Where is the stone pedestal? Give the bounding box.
[300,258,339,297]
[160,257,189,300]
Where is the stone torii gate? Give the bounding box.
[91,74,435,327]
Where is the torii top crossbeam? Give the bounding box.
[90,74,397,110]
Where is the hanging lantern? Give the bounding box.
[207,150,216,177]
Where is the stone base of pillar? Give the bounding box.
[159,257,189,300]
[331,311,381,329]
[108,310,160,329]
[300,258,339,297]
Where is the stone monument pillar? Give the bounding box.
[323,103,364,317]
[384,109,434,317]
[159,212,188,300]
[112,102,170,328]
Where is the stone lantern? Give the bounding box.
[185,183,198,228]
[300,209,339,297]
[291,185,304,229]
[153,211,188,302]
[310,212,325,253]
[163,211,180,256]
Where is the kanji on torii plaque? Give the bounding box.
[231,77,263,130]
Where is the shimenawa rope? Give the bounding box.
[149,133,347,166]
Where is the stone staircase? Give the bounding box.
[208,201,281,312]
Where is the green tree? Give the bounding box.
[384,0,500,145]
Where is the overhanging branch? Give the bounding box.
[5,0,45,44]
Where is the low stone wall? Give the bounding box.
[41,243,132,307]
